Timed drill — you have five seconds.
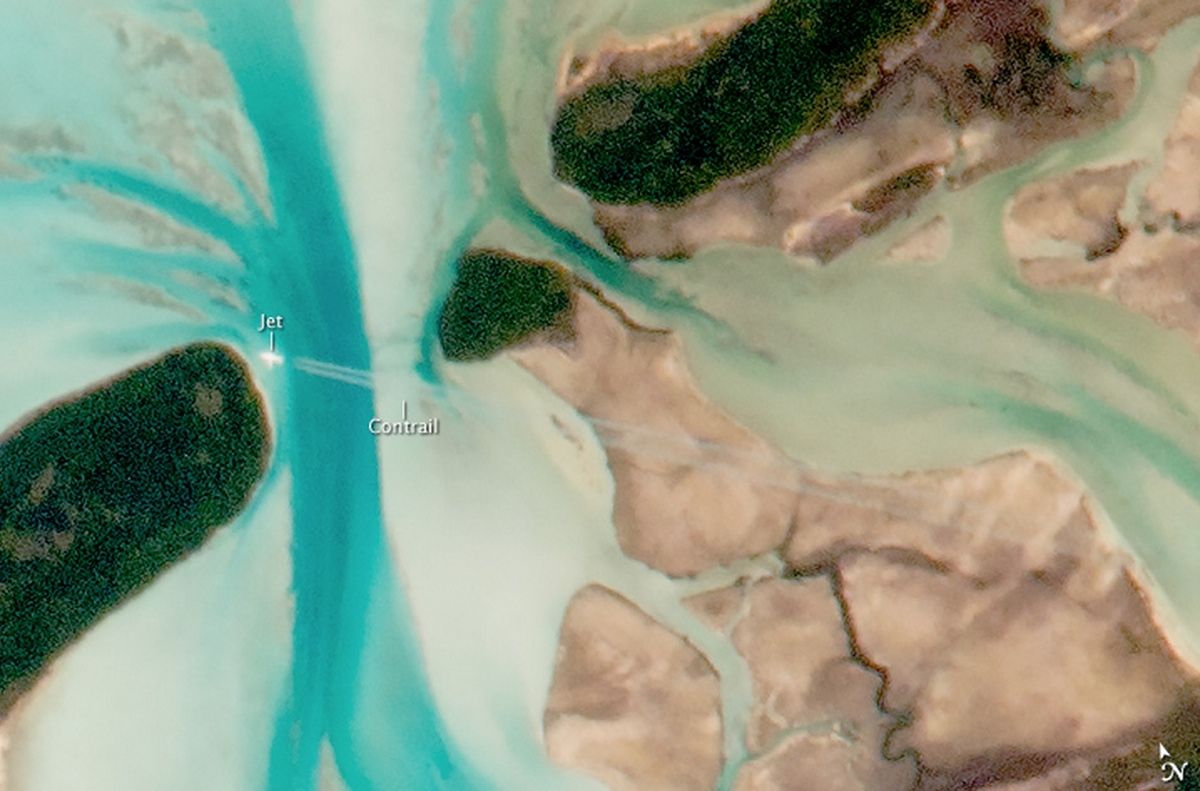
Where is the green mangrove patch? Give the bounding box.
[439,249,575,361]
[552,0,932,206]
[0,342,269,706]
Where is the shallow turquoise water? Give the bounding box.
[0,0,491,789]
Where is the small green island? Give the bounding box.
[552,0,932,206]
[0,342,270,707]
[438,249,575,361]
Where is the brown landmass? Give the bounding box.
[525,285,1199,790]
[511,293,795,577]
[1008,63,1200,352]
[544,585,724,791]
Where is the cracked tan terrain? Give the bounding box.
[521,283,1200,790]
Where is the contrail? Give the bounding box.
[293,357,375,388]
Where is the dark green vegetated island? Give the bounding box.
[0,342,269,706]
[439,249,575,361]
[552,0,932,206]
